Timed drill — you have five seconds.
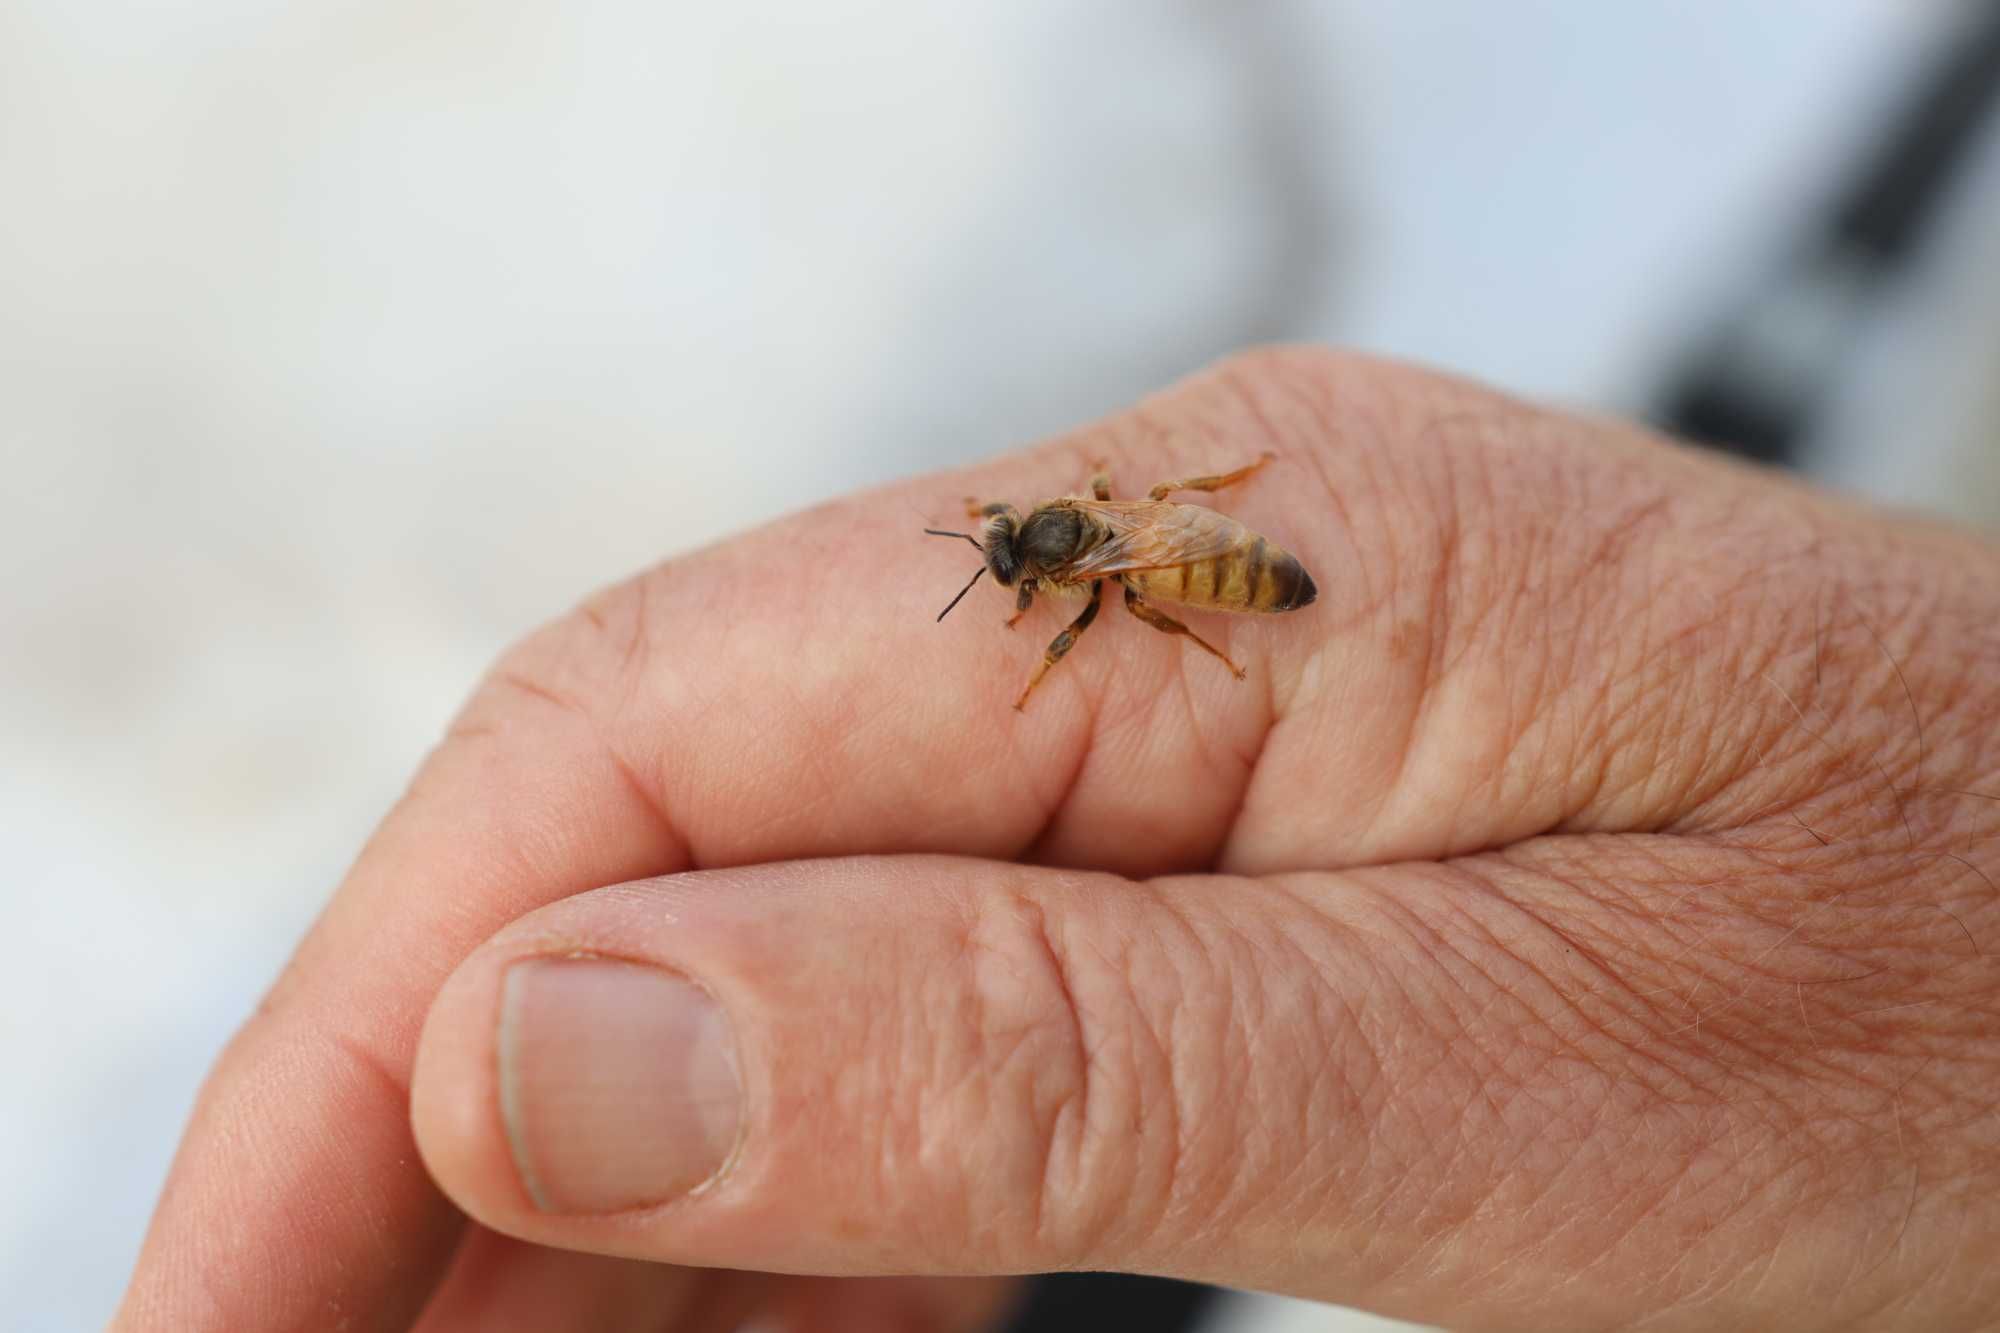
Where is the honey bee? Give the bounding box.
[926,452,1317,710]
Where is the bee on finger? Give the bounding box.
[926,452,1317,711]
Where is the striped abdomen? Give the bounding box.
[1129,534,1317,613]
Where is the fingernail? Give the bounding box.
[498,957,742,1213]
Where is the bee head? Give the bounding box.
[981,511,1023,586]
[925,509,1024,622]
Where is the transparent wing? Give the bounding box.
[1059,500,1249,579]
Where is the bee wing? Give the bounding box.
[1059,500,1249,579]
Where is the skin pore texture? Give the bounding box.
[116,349,2000,1332]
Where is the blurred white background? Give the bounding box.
[4,2,1998,1329]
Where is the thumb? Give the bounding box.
[412,847,1936,1331]
[411,854,1531,1323]
[412,856,1393,1275]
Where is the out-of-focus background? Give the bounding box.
[5,3,1999,1330]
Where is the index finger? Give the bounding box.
[574,347,1906,877]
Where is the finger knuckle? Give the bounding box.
[529,569,660,707]
[445,568,660,746]
[946,879,1169,1268]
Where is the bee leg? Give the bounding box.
[1146,451,1275,502]
[964,498,1022,522]
[1090,466,1113,501]
[1004,579,1034,629]
[1123,584,1247,680]
[1013,579,1103,711]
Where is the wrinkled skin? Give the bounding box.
[117,350,2000,1332]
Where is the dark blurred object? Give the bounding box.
[1656,1,2000,465]
[1001,1273,1222,1333]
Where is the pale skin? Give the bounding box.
[115,349,2000,1332]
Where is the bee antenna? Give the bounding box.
[924,527,983,550]
[935,565,986,623]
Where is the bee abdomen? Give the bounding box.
[1232,536,1312,612]
[1133,537,1317,613]
[1224,532,1320,608]
[1258,542,1317,612]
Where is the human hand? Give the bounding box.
[117,350,2000,1331]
